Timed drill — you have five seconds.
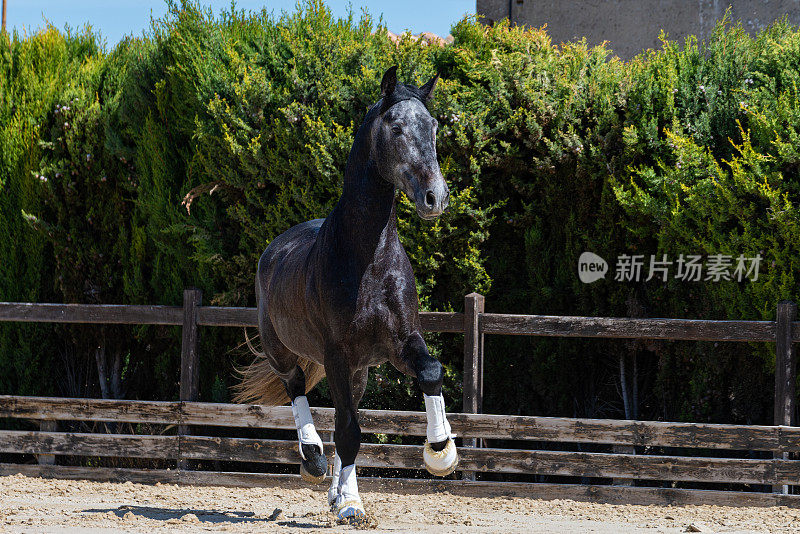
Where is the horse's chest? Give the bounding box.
[317,238,417,361]
[336,270,412,357]
[351,298,396,336]
[346,302,400,364]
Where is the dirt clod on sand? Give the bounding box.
[1,473,800,533]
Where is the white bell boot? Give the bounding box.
[291,396,326,483]
[422,393,459,476]
[327,452,342,508]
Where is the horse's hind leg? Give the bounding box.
[396,332,459,476]
[259,314,327,483]
[287,368,328,484]
[325,353,366,524]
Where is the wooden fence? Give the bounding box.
[0,292,798,507]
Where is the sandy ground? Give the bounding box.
[1,474,800,533]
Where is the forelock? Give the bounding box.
[387,98,429,120]
[363,84,432,126]
[378,83,430,113]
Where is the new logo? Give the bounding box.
[578,252,608,283]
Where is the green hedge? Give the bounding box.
[1,1,798,425]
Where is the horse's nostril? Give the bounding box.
[425,190,436,208]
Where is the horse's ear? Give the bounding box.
[419,73,440,102]
[381,66,398,97]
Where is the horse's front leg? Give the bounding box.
[328,367,367,508]
[398,332,459,476]
[325,355,366,524]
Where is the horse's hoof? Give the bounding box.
[298,443,327,484]
[423,437,459,477]
[336,500,367,525]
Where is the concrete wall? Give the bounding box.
[477,0,800,58]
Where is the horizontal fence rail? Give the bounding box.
[2,463,797,509]
[2,302,799,341]
[3,396,800,452]
[479,314,790,342]
[0,302,464,332]
[0,303,184,325]
[3,430,800,485]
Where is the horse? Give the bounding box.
[234,66,456,524]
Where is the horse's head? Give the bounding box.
[371,66,449,220]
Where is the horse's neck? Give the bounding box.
[330,158,399,270]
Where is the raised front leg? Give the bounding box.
[325,354,366,524]
[398,332,459,476]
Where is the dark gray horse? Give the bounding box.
[235,66,455,524]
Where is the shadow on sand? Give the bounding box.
[82,505,328,528]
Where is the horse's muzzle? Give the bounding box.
[416,179,449,220]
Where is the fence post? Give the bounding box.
[36,420,57,465]
[178,288,202,470]
[774,300,796,494]
[462,292,485,481]
[613,356,635,486]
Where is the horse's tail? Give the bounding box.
[232,328,326,406]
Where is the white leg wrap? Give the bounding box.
[291,396,323,459]
[334,463,365,523]
[328,452,342,506]
[337,464,360,503]
[424,393,454,443]
[422,394,459,477]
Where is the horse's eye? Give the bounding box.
[391,125,403,135]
